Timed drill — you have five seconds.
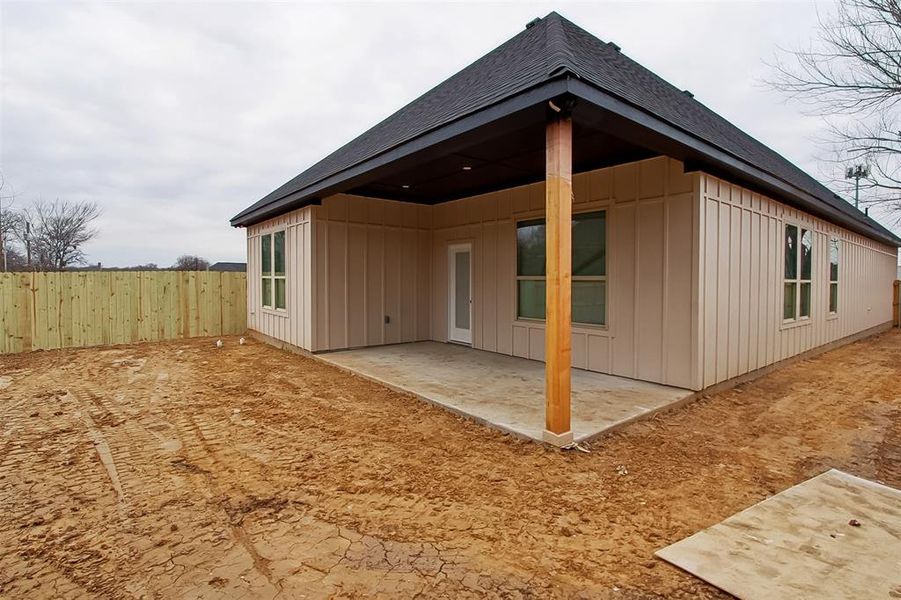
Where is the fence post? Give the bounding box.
[894,280,900,328]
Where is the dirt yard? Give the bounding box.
[1,330,899,599]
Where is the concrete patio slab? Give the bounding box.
[656,469,901,600]
[317,341,693,443]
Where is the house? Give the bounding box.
[231,12,900,446]
[208,261,247,272]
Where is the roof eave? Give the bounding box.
[230,77,574,228]
[232,74,900,247]
[565,79,901,247]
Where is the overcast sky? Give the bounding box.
[1,0,896,267]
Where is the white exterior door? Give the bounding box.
[448,243,472,344]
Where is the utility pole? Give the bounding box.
[0,194,5,273]
[845,164,870,210]
[0,193,10,273]
[25,221,31,270]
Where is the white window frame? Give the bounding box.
[828,237,840,316]
[514,210,607,327]
[261,230,287,311]
[783,223,812,323]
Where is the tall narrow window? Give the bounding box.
[261,231,286,310]
[783,224,812,321]
[572,211,606,325]
[516,219,546,320]
[800,229,812,318]
[829,238,839,314]
[261,233,272,308]
[515,211,607,326]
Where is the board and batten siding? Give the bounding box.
[429,157,700,389]
[697,174,898,389]
[310,194,432,351]
[244,155,896,393]
[246,206,313,350]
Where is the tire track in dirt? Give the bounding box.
[66,390,126,505]
[159,360,537,597]
[132,352,300,596]
[179,412,283,595]
[0,386,131,597]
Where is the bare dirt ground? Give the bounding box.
[1,330,899,599]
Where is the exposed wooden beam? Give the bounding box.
[543,104,573,447]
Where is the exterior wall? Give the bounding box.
[246,206,313,350]
[697,174,898,389]
[311,194,432,352]
[429,157,700,389]
[243,156,897,393]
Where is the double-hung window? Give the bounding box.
[516,210,607,326]
[783,224,812,321]
[829,238,840,314]
[261,231,286,310]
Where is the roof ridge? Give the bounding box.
[542,12,577,78]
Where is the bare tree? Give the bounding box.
[13,199,101,270]
[172,255,210,271]
[769,0,901,219]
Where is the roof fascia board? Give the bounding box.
[566,78,900,247]
[231,78,571,227]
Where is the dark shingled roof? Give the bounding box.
[231,12,900,246]
[208,262,246,272]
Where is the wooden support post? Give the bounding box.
[543,104,573,447]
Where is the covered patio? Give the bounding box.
[235,13,899,447]
[319,342,694,444]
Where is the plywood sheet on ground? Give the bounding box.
[656,469,901,599]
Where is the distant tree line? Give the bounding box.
[66,256,212,271]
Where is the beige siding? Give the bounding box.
[429,157,700,389]
[243,156,896,393]
[247,206,313,350]
[311,194,432,351]
[698,174,898,389]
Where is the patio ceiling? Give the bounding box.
[348,102,656,205]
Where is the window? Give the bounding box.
[516,211,606,326]
[783,224,812,321]
[261,231,286,310]
[829,238,839,314]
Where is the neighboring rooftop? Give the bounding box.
[208,261,246,272]
[231,11,900,247]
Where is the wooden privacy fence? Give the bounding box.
[894,280,900,328]
[0,271,246,353]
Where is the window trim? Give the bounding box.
[828,237,840,318]
[514,209,608,328]
[782,222,812,325]
[260,230,287,312]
